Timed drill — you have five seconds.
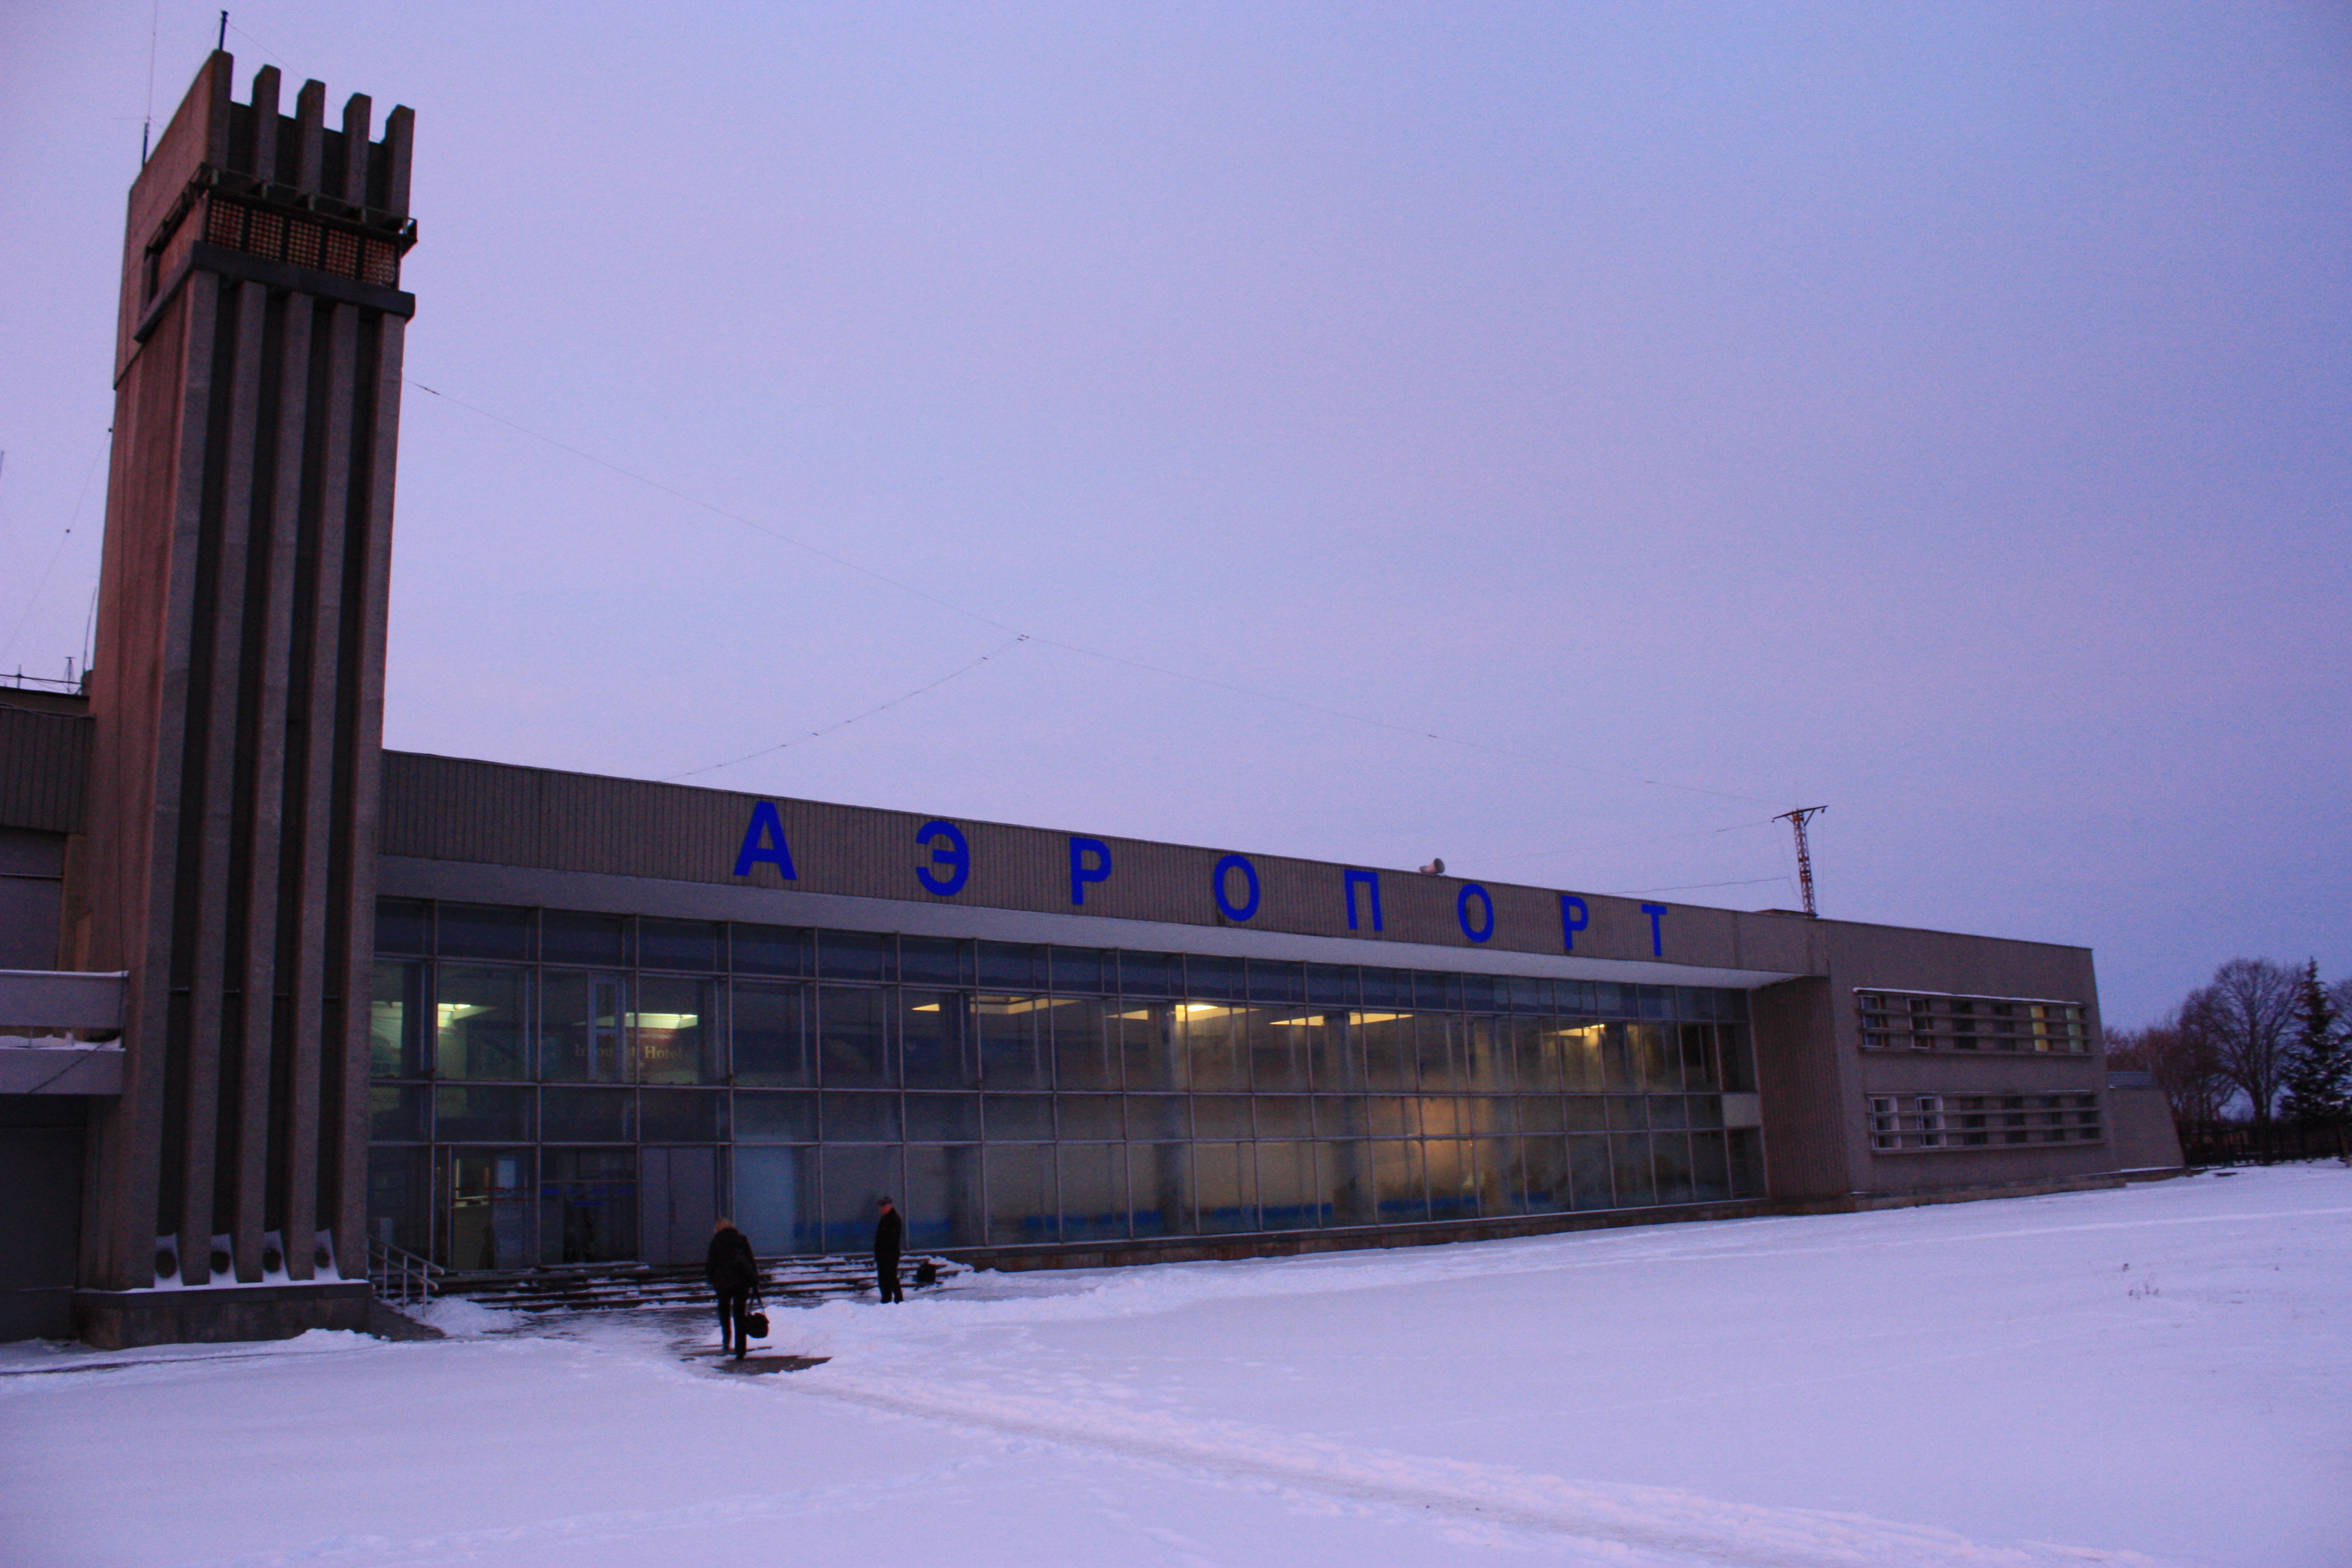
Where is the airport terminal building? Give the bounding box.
[0,56,2179,1347]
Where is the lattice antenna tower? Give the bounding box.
[1776,805,1828,917]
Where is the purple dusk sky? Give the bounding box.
[3,3,2346,1025]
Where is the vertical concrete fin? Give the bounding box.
[379,106,415,218]
[247,67,281,182]
[338,95,373,205]
[293,81,326,195]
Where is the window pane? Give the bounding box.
[1475,1136,1526,1216]
[1116,1001,1184,1089]
[1304,1010,1360,1092]
[732,981,812,1087]
[902,990,978,1089]
[1314,1095,1368,1138]
[731,923,809,977]
[641,1088,726,1142]
[1246,960,1303,1004]
[1522,1134,1570,1213]
[1185,1004,1249,1091]
[1256,1140,1321,1230]
[1368,1096,1419,1137]
[1463,1016,1512,1092]
[1727,1128,1765,1197]
[540,972,631,1083]
[1317,1141,1376,1226]
[902,1145,983,1248]
[982,1093,1053,1141]
[1193,1141,1257,1233]
[369,1084,428,1141]
[977,942,1041,990]
[1720,1025,1758,1092]
[435,965,530,1080]
[640,917,718,973]
[1510,1016,1559,1092]
[905,1092,981,1142]
[1358,967,1406,1010]
[823,1091,901,1143]
[1305,965,1356,1007]
[1050,946,1105,995]
[1129,1142,1190,1237]
[1611,1134,1656,1207]
[450,1148,536,1270]
[638,976,719,1084]
[1565,1095,1608,1133]
[1606,1095,1647,1131]
[374,898,427,955]
[1118,951,1180,997]
[1632,1024,1677,1090]
[1359,1011,1414,1091]
[1652,1131,1694,1204]
[734,1091,816,1143]
[439,903,530,961]
[1058,1094,1124,1140]
[1690,1130,1731,1202]
[817,930,890,982]
[1048,998,1117,1090]
[899,936,967,988]
[542,910,624,967]
[1193,1094,1251,1140]
[1248,1008,1313,1092]
[1058,1144,1127,1242]
[1415,1012,1465,1092]
[1373,1140,1427,1224]
[732,1145,819,1255]
[1569,1134,1615,1210]
[367,1146,430,1256]
[435,1085,533,1142]
[1679,1023,1720,1091]
[1649,1095,1691,1130]
[371,961,424,1077]
[821,1145,903,1253]
[818,986,895,1087]
[542,1087,634,1142]
[1425,1138,1476,1221]
[539,1149,632,1264]
[1125,1094,1189,1141]
[977,995,1050,1089]
[984,1144,1055,1245]
[1254,1095,1310,1139]
[1517,1095,1566,1134]
[1187,956,1242,1000]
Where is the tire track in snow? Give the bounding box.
[783,1371,2182,1568]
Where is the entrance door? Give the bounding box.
[640,1146,718,1265]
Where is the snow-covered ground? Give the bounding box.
[3,1166,2344,1567]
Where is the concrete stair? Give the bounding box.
[435,1255,967,1314]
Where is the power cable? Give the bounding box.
[406,379,1786,809]
[0,433,108,669]
[668,635,1027,780]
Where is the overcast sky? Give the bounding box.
[3,3,2347,1025]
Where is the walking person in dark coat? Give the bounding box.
[874,1196,905,1304]
[706,1216,758,1358]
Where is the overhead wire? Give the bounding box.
[404,379,1784,809]
[668,635,1028,780]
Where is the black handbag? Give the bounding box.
[742,1290,769,1340]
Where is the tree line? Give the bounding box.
[2106,959,2352,1156]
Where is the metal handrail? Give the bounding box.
[367,1236,445,1308]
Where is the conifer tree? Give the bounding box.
[2279,960,2351,1131]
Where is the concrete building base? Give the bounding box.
[941,1174,2146,1275]
[72,1282,372,1348]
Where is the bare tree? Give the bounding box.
[2180,958,2300,1134]
[2106,1012,2229,1126]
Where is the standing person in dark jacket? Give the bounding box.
[706,1217,758,1358]
[874,1196,905,1304]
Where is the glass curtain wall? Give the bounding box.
[368,901,1766,1267]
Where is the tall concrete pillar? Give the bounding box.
[67,52,415,1345]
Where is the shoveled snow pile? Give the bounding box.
[404,1297,527,1337]
[1,1165,2343,1567]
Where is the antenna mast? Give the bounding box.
[1776,805,1828,916]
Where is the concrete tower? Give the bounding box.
[66,53,416,1344]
